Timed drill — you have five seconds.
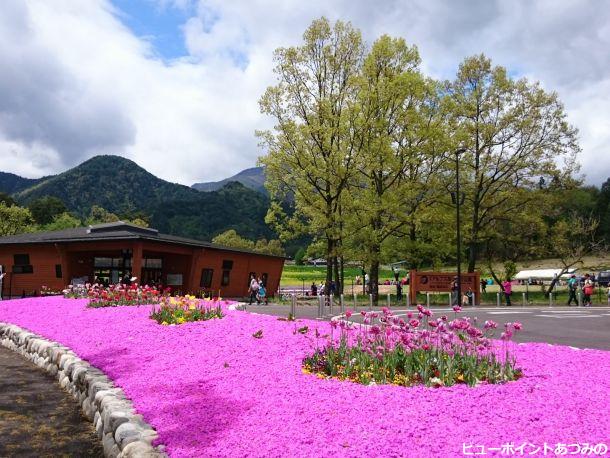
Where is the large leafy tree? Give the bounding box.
[446,54,580,272]
[0,203,35,236]
[347,36,449,304]
[28,196,67,225]
[212,230,255,251]
[259,18,364,294]
[595,178,610,242]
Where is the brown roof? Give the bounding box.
[0,222,286,259]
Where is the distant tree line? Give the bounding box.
[0,194,150,235]
[0,193,286,257]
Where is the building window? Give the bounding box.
[221,260,233,286]
[143,258,163,268]
[12,254,33,274]
[201,269,213,288]
[93,257,130,285]
[55,264,62,278]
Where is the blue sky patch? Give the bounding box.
[111,0,193,60]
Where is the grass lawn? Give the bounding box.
[281,265,397,287]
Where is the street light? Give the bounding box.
[452,148,467,305]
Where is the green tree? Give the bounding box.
[446,54,580,272]
[85,205,120,225]
[348,35,450,304]
[212,230,256,251]
[259,17,364,294]
[0,192,16,207]
[254,238,286,256]
[41,212,82,231]
[294,247,306,265]
[595,178,610,242]
[542,214,603,294]
[28,196,67,225]
[0,203,35,236]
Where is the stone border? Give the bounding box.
[0,322,167,458]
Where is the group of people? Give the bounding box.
[566,273,601,307]
[248,274,268,305]
[487,273,608,307]
[450,277,475,306]
[310,280,338,296]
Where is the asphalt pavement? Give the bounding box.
[244,303,610,350]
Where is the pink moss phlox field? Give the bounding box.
[1,297,609,457]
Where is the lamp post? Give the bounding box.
[453,148,466,305]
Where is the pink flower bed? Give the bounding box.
[1,297,609,457]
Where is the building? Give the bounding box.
[0,222,285,299]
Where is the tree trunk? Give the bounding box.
[467,240,478,273]
[487,263,504,292]
[325,238,334,296]
[333,256,340,296]
[370,257,380,307]
[339,256,345,295]
[543,268,570,296]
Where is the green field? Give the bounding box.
[281,265,397,287]
[273,286,610,307]
[281,254,610,288]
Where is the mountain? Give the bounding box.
[13,155,201,216]
[150,181,273,241]
[3,155,274,242]
[192,166,266,194]
[0,172,49,194]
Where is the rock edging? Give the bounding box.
[0,322,167,458]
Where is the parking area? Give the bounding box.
[245,304,610,350]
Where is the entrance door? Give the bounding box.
[93,257,131,285]
[141,258,163,286]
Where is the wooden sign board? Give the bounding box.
[409,270,480,305]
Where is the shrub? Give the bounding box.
[64,283,164,307]
[150,295,224,325]
[302,305,522,388]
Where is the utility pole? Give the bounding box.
[455,148,466,305]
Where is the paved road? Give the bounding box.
[0,345,103,457]
[245,304,610,350]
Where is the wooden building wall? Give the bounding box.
[0,240,284,298]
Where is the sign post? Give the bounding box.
[409,270,480,307]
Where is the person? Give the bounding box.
[122,272,132,286]
[364,273,370,293]
[248,275,260,305]
[450,277,459,306]
[461,291,469,307]
[480,279,487,293]
[330,280,336,295]
[567,274,578,306]
[310,282,317,296]
[257,282,268,305]
[502,278,512,306]
[463,288,474,306]
[582,274,593,307]
[607,284,610,306]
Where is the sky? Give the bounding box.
[0,0,609,186]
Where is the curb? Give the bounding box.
[0,322,167,458]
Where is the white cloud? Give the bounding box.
[0,0,608,185]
